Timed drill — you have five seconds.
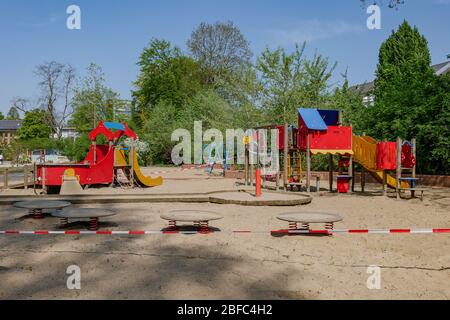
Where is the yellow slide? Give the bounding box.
[352,135,408,189]
[132,149,163,187]
[115,149,163,187]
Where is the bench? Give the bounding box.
[399,177,419,188]
[399,187,426,201]
[287,182,302,192]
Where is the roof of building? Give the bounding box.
[0,120,22,131]
[433,61,450,75]
[297,108,328,131]
[350,61,450,95]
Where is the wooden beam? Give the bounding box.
[412,137,416,198]
[3,168,8,190]
[306,131,311,193]
[328,154,333,192]
[361,167,366,193]
[396,137,402,200]
[244,145,249,186]
[351,158,355,192]
[283,124,288,191]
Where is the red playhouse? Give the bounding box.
[296,108,353,193]
[36,121,163,190]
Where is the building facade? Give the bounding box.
[0,120,22,145]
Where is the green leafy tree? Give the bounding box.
[140,100,180,164]
[369,21,435,140]
[70,63,127,133]
[0,112,4,120]
[414,73,450,174]
[256,43,335,123]
[331,75,366,134]
[363,21,449,174]
[132,39,206,127]
[17,109,52,140]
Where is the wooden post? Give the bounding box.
[3,168,8,190]
[111,141,115,187]
[24,166,28,190]
[328,154,333,192]
[130,143,135,187]
[361,167,366,193]
[306,131,311,193]
[283,124,288,191]
[42,166,47,195]
[396,137,402,200]
[412,138,416,198]
[244,145,249,186]
[351,160,355,192]
[349,156,353,193]
[276,171,280,191]
[383,170,387,197]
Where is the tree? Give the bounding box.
[256,43,335,123]
[6,106,21,120]
[17,109,52,140]
[366,21,449,174]
[0,112,4,120]
[331,74,366,134]
[368,21,435,140]
[10,98,31,114]
[132,39,206,126]
[70,63,127,133]
[35,61,76,138]
[414,73,450,174]
[187,21,252,86]
[360,0,404,9]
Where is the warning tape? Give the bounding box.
[1,228,450,236]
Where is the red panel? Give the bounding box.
[114,123,137,141]
[376,142,397,170]
[401,143,416,169]
[89,121,115,141]
[277,125,285,150]
[276,125,298,150]
[337,177,351,193]
[36,145,114,186]
[297,124,352,151]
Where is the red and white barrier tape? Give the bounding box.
[1,228,450,236]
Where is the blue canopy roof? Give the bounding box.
[297,108,328,131]
[104,122,125,131]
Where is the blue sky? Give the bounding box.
[0,0,449,114]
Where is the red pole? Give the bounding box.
[255,169,262,197]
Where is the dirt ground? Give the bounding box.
[0,167,449,300]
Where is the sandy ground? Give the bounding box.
[0,167,449,300]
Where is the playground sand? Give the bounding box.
[0,168,449,299]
